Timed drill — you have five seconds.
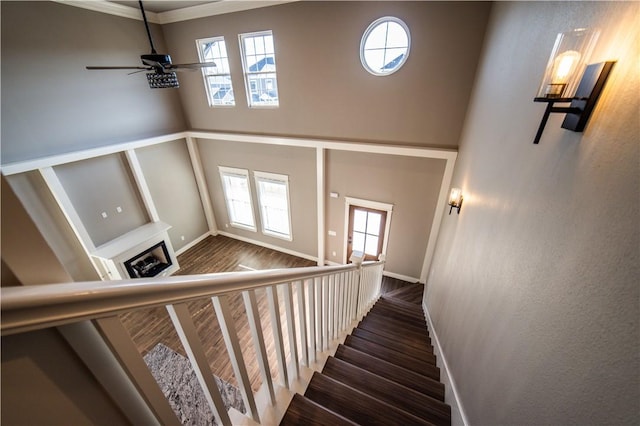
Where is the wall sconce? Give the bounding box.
[533,28,615,144]
[448,188,463,214]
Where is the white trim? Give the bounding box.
[419,152,457,282]
[157,1,298,24]
[1,132,188,176]
[54,0,299,25]
[253,171,292,241]
[124,150,160,222]
[175,232,212,256]
[185,137,218,234]
[316,148,326,267]
[1,130,457,176]
[423,301,469,426]
[52,0,160,23]
[382,270,420,284]
[217,231,317,263]
[38,167,96,253]
[218,166,257,232]
[343,197,394,264]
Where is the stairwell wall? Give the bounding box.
[425,2,639,425]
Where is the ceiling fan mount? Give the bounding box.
[86,1,215,89]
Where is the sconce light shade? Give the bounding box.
[537,29,599,99]
[532,28,615,144]
[448,188,463,215]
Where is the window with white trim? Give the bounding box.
[196,36,235,106]
[239,30,279,107]
[254,171,291,240]
[360,17,411,76]
[219,167,255,231]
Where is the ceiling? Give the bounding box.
[110,1,220,14]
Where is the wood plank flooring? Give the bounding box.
[119,235,316,392]
[119,235,418,394]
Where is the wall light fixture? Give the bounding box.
[533,28,615,144]
[448,188,463,215]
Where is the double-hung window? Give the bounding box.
[196,36,235,106]
[239,30,279,107]
[219,167,255,231]
[254,171,291,240]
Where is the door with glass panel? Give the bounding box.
[347,206,387,262]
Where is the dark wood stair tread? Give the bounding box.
[352,327,436,364]
[335,344,445,401]
[280,393,358,426]
[376,298,425,317]
[305,372,435,426]
[361,314,431,339]
[368,304,428,327]
[383,284,425,304]
[322,357,451,425]
[358,318,433,351]
[345,335,440,380]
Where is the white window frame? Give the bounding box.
[239,30,279,108]
[196,36,235,107]
[360,16,411,76]
[254,171,292,241]
[219,166,256,231]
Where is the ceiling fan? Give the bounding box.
[86,0,215,89]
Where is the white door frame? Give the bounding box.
[343,197,393,264]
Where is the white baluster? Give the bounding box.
[281,283,299,379]
[94,316,181,426]
[322,276,329,351]
[165,303,231,426]
[308,278,317,364]
[211,295,260,423]
[296,280,309,367]
[266,285,289,388]
[316,276,323,353]
[242,289,275,405]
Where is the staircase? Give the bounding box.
[281,284,451,426]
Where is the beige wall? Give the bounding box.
[136,139,209,251]
[326,151,445,279]
[162,1,490,148]
[425,2,639,424]
[0,1,186,164]
[197,139,318,257]
[54,154,150,247]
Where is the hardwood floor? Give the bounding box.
[119,235,316,392]
[119,235,418,396]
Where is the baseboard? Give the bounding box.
[217,231,318,263]
[175,232,211,256]
[422,301,469,426]
[382,270,421,283]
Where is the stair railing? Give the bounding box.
[1,260,384,425]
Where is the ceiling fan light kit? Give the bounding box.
[86,1,214,89]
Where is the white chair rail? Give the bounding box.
[1,260,385,426]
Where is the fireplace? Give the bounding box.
[124,240,172,279]
[90,222,179,280]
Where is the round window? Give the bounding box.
[360,17,411,76]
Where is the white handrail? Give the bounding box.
[2,260,385,425]
[0,262,379,335]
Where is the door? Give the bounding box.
[347,205,387,262]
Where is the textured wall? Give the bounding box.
[161,1,491,148]
[425,2,639,425]
[0,1,186,164]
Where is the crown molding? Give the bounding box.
[52,1,160,23]
[53,0,298,25]
[158,1,297,24]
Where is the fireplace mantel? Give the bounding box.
[90,222,179,280]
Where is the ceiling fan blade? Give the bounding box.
[167,62,218,70]
[86,66,152,70]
